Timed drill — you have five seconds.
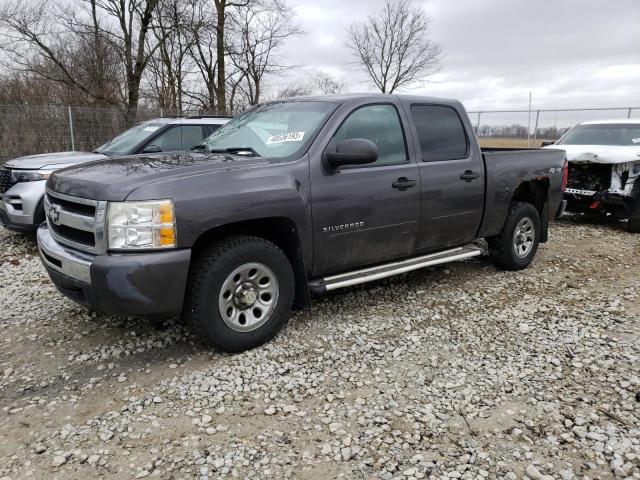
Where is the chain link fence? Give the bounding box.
[1,103,639,161]
[0,104,218,162]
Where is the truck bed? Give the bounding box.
[478,147,567,238]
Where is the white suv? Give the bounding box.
[0,116,229,232]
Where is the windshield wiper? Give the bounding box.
[209,147,261,157]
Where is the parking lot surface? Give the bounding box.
[0,220,638,479]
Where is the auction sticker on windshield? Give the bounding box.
[266,132,305,144]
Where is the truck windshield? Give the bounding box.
[95,122,167,155]
[557,124,640,146]
[201,101,335,158]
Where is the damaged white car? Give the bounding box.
[544,119,640,232]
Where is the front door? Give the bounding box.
[310,103,421,276]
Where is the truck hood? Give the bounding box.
[4,151,107,170]
[47,152,270,201]
[545,144,640,165]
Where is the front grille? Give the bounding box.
[49,222,95,247]
[51,196,96,217]
[0,168,16,194]
[45,190,104,254]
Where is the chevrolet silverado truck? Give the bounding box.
[543,119,640,232]
[0,116,228,232]
[37,94,567,352]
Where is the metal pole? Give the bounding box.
[527,92,532,148]
[476,111,481,135]
[68,105,75,151]
[533,110,540,144]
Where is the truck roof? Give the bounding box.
[272,93,462,107]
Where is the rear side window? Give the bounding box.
[411,105,469,161]
[179,126,206,149]
[150,126,206,152]
[330,104,408,167]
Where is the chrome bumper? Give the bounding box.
[37,224,93,284]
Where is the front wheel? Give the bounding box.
[628,198,640,233]
[488,202,541,271]
[182,235,295,352]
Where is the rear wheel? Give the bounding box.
[182,235,295,352]
[488,202,541,271]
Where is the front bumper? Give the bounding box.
[564,190,634,216]
[0,180,46,231]
[37,224,191,317]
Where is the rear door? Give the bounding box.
[407,104,485,250]
[310,102,421,276]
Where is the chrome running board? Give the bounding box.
[309,244,484,294]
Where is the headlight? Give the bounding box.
[107,200,176,250]
[10,169,52,182]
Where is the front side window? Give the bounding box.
[202,101,336,159]
[411,105,469,161]
[557,124,640,146]
[329,104,408,167]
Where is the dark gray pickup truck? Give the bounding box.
[37,94,567,352]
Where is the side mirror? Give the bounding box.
[141,144,162,154]
[540,141,554,147]
[325,138,378,168]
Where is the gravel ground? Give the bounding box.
[0,219,639,480]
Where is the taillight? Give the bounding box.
[561,160,569,192]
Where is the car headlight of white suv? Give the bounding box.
[10,169,53,183]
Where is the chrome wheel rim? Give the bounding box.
[218,262,279,332]
[513,217,535,258]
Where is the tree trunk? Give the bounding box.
[214,0,227,115]
[125,77,140,126]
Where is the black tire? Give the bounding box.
[628,197,640,233]
[488,202,541,271]
[33,198,46,225]
[182,235,295,352]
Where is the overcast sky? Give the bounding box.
[279,0,640,120]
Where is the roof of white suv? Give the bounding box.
[149,116,231,126]
[580,119,640,125]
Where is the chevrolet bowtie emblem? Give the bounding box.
[48,204,62,225]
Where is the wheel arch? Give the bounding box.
[191,217,311,310]
[511,179,550,242]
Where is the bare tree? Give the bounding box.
[211,0,249,115]
[0,0,122,105]
[89,0,164,120]
[228,0,302,106]
[146,0,198,114]
[0,0,166,121]
[185,0,219,111]
[312,70,346,95]
[346,0,442,93]
[276,82,313,99]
